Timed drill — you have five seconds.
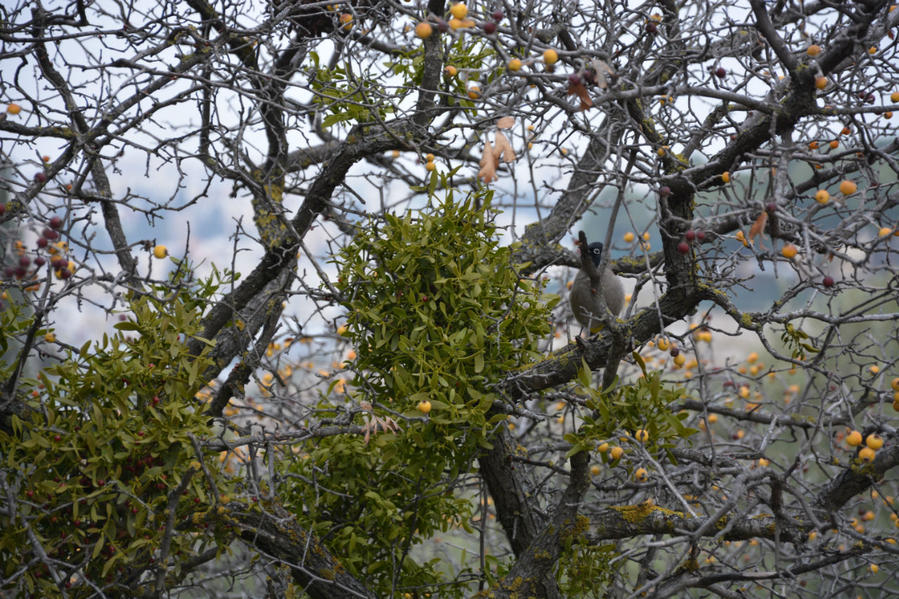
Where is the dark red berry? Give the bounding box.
[568,73,581,85]
[670,347,679,357]
[19,255,30,267]
[34,172,47,183]
[765,202,777,214]
[36,237,48,248]
[59,268,72,279]
[34,257,45,267]
[14,266,26,278]
[492,10,504,21]
[659,185,671,197]
[677,241,690,254]
[482,21,496,34]
[49,216,63,230]
[822,276,834,288]
[685,230,696,242]
[646,21,657,34]
[696,230,706,241]
[42,228,59,240]
[715,67,726,78]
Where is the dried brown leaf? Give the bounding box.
[591,59,615,89]
[493,131,516,163]
[748,211,768,242]
[567,80,593,110]
[478,140,498,183]
[496,116,514,129]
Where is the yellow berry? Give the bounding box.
[623,232,635,243]
[721,171,730,183]
[781,244,798,259]
[507,58,522,71]
[815,189,830,204]
[891,91,899,103]
[868,46,877,55]
[858,446,876,462]
[449,3,467,19]
[891,377,899,392]
[656,337,669,351]
[634,468,648,482]
[467,86,480,99]
[590,465,601,476]
[425,161,436,171]
[806,44,822,57]
[634,429,649,443]
[846,430,863,446]
[597,442,609,453]
[870,563,880,574]
[6,103,21,115]
[414,21,433,38]
[609,446,624,460]
[542,49,558,65]
[758,458,770,467]
[878,227,893,237]
[153,245,168,259]
[44,332,56,343]
[866,434,884,450]
[839,180,857,195]
[416,400,432,414]
[815,76,827,90]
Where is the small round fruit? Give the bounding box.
[634,468,648,482]
[658,185,671,197]
[878,227,893,237]
[721,171,730,183]
[507,58,522,71]
[858,446,876,462]
[49,216,63,230]
[866,434,884,450]
[814,189,830,204]
[597,442,609,453]
[623,232,635,243]
[568,73,581,85]
[449,3,467,19]
[416,400,432,414]
[444,65,457,76]
[425,161,436,171]
[467,85,480,99]
[543,48,558,65]
[6,103,21,115]
[609,446,624,460]
[806,44,822,57]
[781,244,798,259]
[839,180,857,195]
[153,245,168,259]
[34,172,47,183]
[822,275,834,288]
[846,430,863,446]
[645,21,657,34]
[338,13,352,28]
[891,91,899,103]
[685,230,696,242]
[829,139,839,149]
[635,429,650,443]
[482,21,496,34]
[492,10,504,21]
[677,241,690,254]
[715,67,726,78]
[590,464,601,476]
[414,21,433,38]
[891,377,899,392]
[814,76,827,90]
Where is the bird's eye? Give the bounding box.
[592,248,600,254]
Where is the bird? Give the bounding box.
[569,241,625,333]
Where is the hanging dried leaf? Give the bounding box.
[496,116,515,129]
[748,210,768,243]
[591,59,615,89]
[493,131,516,163]
[567,80,593,110]
[478,140,498,183]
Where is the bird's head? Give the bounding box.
[584,241,604,267]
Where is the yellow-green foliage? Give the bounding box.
[282,192,556,596]
[566,354,698,462]
[0,280,235,597]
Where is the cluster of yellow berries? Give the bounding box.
[845,429,884,463]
